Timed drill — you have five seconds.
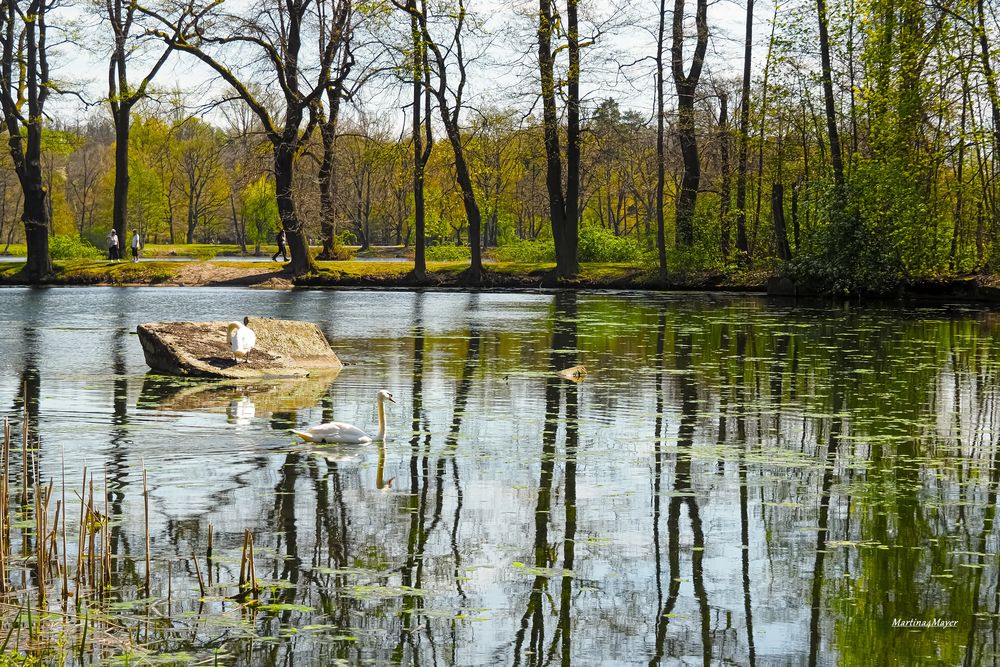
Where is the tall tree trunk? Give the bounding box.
[411,4,431,280]
[318,113,339,260]
[655,0,667,273]
[318,125,337,259]
[441,119,482,282]
[537,0,579,277]
[976,0,1000,238]
[772,183,790,261]
[735,0,753,259]
[112,105,131,243]
[719,92,731,257]
[564,0,581,266]
[318,41,352,261]
[230,192,246,253]
[185,187,196,244]
[952,65,969,268]
[1,0,53,282]
[274,141,317,275]
[671,0,708,249]
[817,0,845,194]
[21,174,51,281]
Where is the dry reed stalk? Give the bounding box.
[86,478,95,592]
[237,530,248,594]
[75,467,87,599]
[102,468,110,592]
[50,500,61,585]
[143,469,150,598]
[20,399,27,507]
[206,523,213,586]
[33,454,44,607]
[192,551,206,598]
[247,531,257,598]
[60,451,68,601]
[0,417,9,593]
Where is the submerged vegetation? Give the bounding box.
[0,417,268,665]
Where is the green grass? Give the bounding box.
[143,243,247,259]
[0,256,774,291]
[0,243,26,257]
[143,243,332,259]
[53,260,180,284]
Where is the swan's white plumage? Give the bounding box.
[227,321,256,362]
[292,389,395,444]
[291,422,372,444]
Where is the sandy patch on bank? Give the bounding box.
[170,262,295,288]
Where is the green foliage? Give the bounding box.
[242,176,279,246]
[791,191,903,295]
[790,160,957,295]
[494,239,555,262]
[578,227,645,263]
[425,244,471,261]
[48,235,104,260]
[667,246,729,275]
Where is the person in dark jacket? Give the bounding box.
[272,229,288,262]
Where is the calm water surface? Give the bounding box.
[0,287,996,665]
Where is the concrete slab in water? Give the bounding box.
[137,316,343,378]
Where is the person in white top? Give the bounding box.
[131,230,141,262]
[109,229,120,262]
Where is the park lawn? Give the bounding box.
[0,259,180,284]
[0,257,773,291]
[53,260,181,284]
[143,243,256,259]
[0,243,26,256]
[143,243,338,259]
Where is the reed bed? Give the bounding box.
[0,414,263,666]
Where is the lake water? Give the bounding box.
[0,286,994,665]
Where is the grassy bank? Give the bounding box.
[0,258,772,290]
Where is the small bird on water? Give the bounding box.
[228,318,257,363]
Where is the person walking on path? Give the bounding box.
[272,229,288,262]
[108,229,120,262]
[131,230,141,262]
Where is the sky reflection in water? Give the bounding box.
[0,286,995,665]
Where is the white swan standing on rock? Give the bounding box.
[228,318,257,363]
[291,390,395,444]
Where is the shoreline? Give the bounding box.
[3,259,1000,304]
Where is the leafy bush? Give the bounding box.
[790,177,908,295]
[578,227,645,263]
[49,235,104,260]
[319,242,355,261]
[425,244,470,261]
[666,245,730,275]
[494,239,555,263]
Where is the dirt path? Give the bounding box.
[170,262,295,288]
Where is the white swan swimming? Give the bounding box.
[228,319,257,363]
[291,390,395,444]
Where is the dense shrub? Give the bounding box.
[577,227,645,263]
[49,235,105,260]
[425,244,470,261]
[320,242,355,261]
[494,239,555,263]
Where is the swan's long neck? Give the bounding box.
[375,397,387,440]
